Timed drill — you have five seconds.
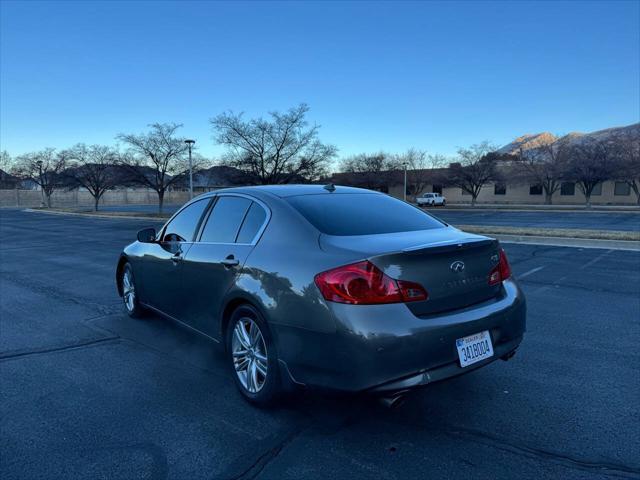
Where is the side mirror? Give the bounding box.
[137,228,156,243]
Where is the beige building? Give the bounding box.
[386,179,638,206]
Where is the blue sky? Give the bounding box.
[1,0,638,161]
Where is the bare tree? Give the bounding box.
[614,135,640,205]
[339,152,398,190]
[212,104,337,184]
[565,138,616,208]
[67,144,121,211]
[391,149,448,197]
[116,123,195,213]
[447,142,499,206]
[0,150,11,171]
[515,136,570,205]
[0,151,21,189]
[13,148,69,207]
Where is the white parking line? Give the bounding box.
[518,266,545,279]
[579,249,613,269]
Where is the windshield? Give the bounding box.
[285,193,446,236]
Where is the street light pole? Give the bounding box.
[403,162,408,202]
[184,139,195,200]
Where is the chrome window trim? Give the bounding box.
[195,192,272,246]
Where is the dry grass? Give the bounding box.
[33,207,171,219]
[86,210,171,219]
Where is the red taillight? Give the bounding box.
[314,260,428,305]
[488,248,512,286]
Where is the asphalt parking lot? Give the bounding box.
[1,208,639,480]
[99,203,640,231]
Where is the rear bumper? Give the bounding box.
[369,335,522,393]
[273,279,526,393]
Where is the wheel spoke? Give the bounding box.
[241,320,253,347]
[249,321,259,346]
[249,361,259,392]
[233,323,251,349]
[255,358,267,377]
[244,361,253,392]
[254,352,267,363]
[234,356,249,372]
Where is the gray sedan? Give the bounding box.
[116,185,526,406]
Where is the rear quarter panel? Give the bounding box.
[229,196,342,335]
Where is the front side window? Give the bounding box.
[162,198,210,242]
[285,193,446,236]
[200,196,252,243]
[591,183,602,196]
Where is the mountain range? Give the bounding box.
[497,122,639,155]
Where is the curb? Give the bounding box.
[488,234,640,251]
[23,209,167,222]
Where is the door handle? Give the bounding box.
[221,256,240,268]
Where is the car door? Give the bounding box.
[138,197,212,318]
[179,194,269,338]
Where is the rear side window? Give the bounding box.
[285,193,446,236]
[200,196,251,243]
[163,198,210,242]
[236,202,267,243]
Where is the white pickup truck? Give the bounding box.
[416,192,446,207]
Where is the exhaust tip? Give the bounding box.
[501,350,517,361]
[379,391,408,409]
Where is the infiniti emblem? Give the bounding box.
[450,260,465,273]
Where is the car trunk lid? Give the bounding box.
[319,227,502,315]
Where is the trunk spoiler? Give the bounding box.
[401,237,496,255]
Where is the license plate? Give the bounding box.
[456,331,494,367]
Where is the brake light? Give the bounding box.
[488,248,512,286]
[314,260,428,305]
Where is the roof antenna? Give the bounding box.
[323,183,336,192]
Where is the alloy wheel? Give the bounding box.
[232,317,268,393]
[123,268,136,312]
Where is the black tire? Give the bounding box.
[121,263,145,318]
[226,304,281,406]
[442,200,446,207]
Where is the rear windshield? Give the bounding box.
[285,193,446,236]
